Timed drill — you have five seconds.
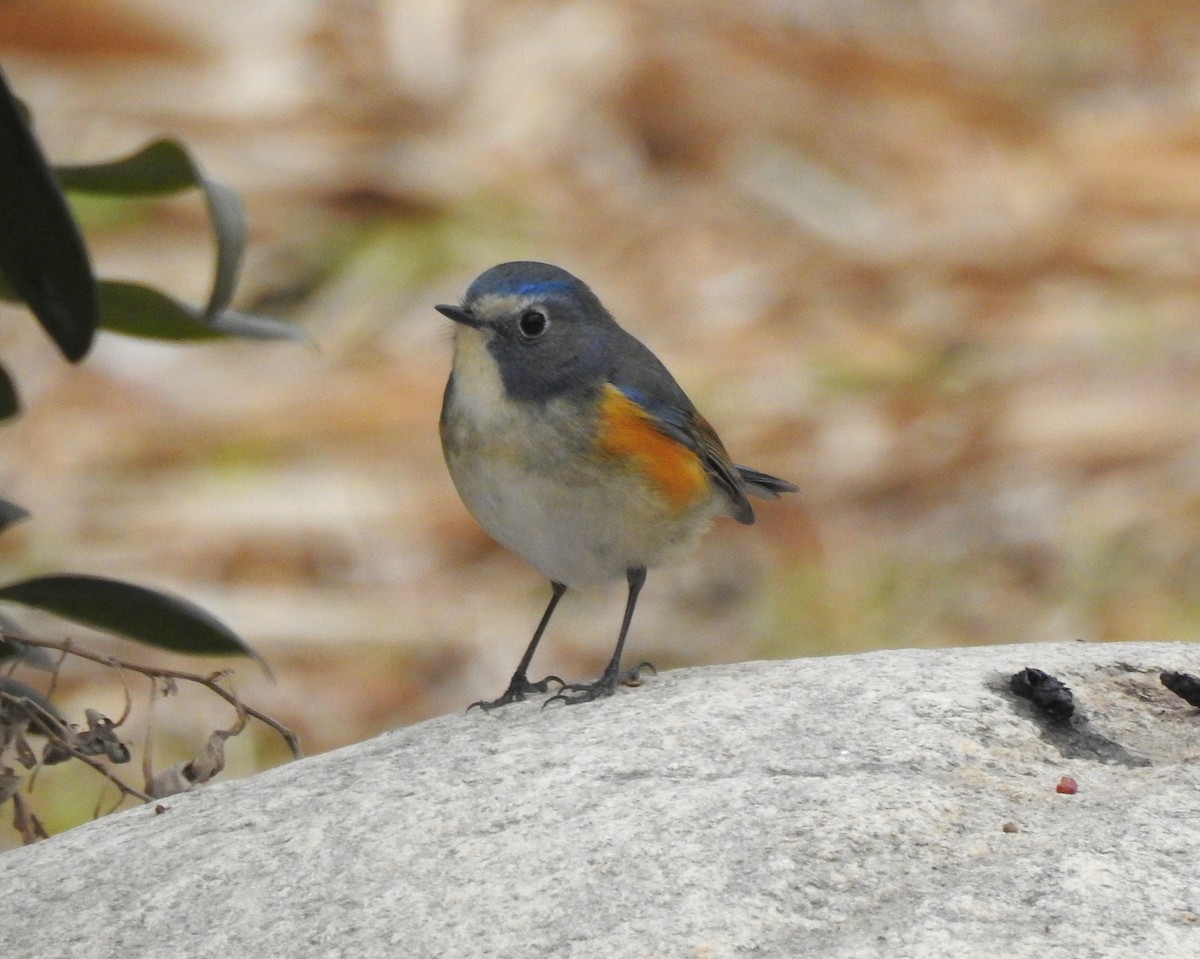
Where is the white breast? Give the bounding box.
[441,327,719,588]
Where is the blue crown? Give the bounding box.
[466,261,585,303]
[511,280,575,297]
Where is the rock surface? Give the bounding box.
[6,642,1200,958]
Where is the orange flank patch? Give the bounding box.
[597,385,709,511]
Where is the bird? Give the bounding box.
[436,261,796,709]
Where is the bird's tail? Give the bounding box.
[736,465,798,500]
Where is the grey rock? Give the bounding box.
[5,642,1200,959]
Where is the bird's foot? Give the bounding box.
[545,661,657,708]
[467,673,564,712]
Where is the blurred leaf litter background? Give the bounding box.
[3,0,1200,755]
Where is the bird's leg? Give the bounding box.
[548,567,652,707]
[468,581,567,711]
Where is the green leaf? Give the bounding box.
[98,280,307,342]
[0,573,261,662]
[200,177,247,320]
[55,139,204,196]
[0,361,19,421]
[56,138,246,322]
[0,67,97,361]
[0,499,30,534]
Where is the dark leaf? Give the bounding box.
[0,607,26,661]
[150,728,234,797]
[149,762,193,798]
[1,129,298,347]
[74,709,130,763]
[0,573,261,662]
[55,139,204,195]
[0,499,29,535]
[98,280,307,343]
[40,741,72,765]
[15,732,37,769]
[0,675,65,727]
[0,632,56,671]
[57,138,247,322]
[0,362,18,421]
[0,607,58,671]
[12,792,48,842]
[0,68,97,361]
[0,769,19,804]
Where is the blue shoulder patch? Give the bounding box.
[614,384,652,408]
[613,384,696,450]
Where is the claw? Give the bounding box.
[467,674,564,713]
[543,683,612,709]
[543,661,657,708]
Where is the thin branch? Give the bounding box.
[0,629,302,759]
[141,680,156,796]
[17,702,151,803]
[41,641,68,703]
[111,660,134,727]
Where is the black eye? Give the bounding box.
[518,309,548,339]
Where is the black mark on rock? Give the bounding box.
[1161,671,1200,709]
[1009,668,1074,722]
[996,668,1152,768]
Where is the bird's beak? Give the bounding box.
[434,304,481,328]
